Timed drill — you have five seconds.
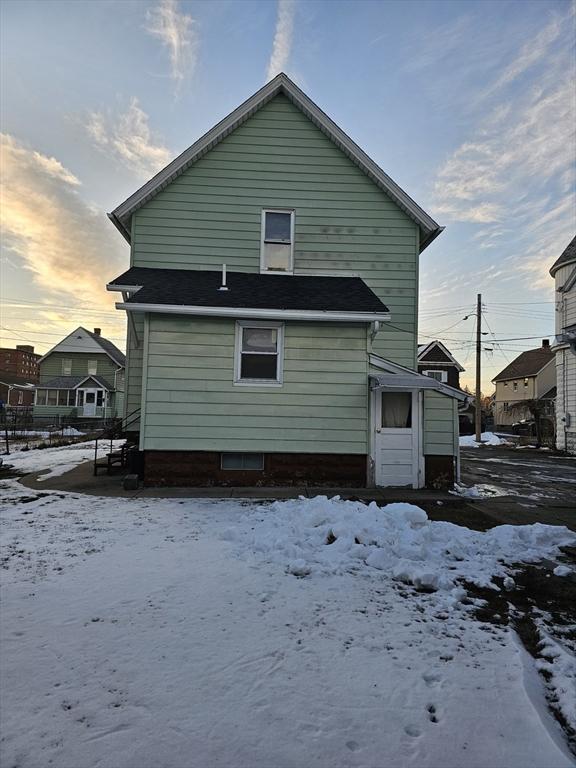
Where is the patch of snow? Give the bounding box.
[460,431,511,447]
[553,565,572,577]
[535,631,576,734]
[451,482,510,498]
[4,439,123,481]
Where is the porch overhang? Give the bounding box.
[369,373,469,401]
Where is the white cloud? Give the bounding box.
[266,0,296,82]
[145,0,199,94]
[483,14,564,97]
[431,10,575,288]
[86,99,172,179]
[0,133,127,313]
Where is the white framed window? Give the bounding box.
[62,359,72,375]
[260,209,294,273]
[221,453,264,470]
[234,320,284,386]
[88,360,98,375]
[513,381,518,391]
[423,369,447,383]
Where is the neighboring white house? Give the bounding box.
[550,236,576,454]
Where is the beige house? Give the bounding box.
[550,236,576,454]
[492,341,555,429]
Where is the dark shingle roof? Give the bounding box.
[492,347,554,382]
[39,375,114,390]
[84,329,126,367]
[550,236,576,276]
[109,267,390,314]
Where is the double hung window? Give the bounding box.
[261,210,294,273]
[234,322,284,385]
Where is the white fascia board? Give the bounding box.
[109,73,442,250]
[106,283,143,293]
[115,302,391,323]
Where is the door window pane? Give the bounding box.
[85,392,96,404]
[381,392,412,428]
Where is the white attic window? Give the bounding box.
[260,210,294,273]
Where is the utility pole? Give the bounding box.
[475,293,482,443]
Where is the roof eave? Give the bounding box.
[115,301,391,323]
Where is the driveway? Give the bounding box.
[459,446,576,530]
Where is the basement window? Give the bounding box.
[261,209,294,273]
[234,321,284,386]
[221,453,264,471]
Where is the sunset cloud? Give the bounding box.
[86,99,172,179]
[266,0,295,81]
[145,0,199,94]
[0,133,127,316]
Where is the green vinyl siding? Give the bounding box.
[140,315,368,453]
[124,313,145,428]
[423,390,457,456]
[39,352,118,384]
[131,94,419,368]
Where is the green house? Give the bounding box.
[33,327,125,421]
[107,74,467,487]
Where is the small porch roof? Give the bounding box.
[369,356,469,402]
[37,375,114,391]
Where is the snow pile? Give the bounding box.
[460,431,511,447]
[236,496,575,598]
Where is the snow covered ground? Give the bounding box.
[1,447,575,767]
[2,440,123,481]
[460,431,511,447]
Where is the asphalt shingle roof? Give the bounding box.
[39,375,114,390]
[109,267,390,314]
[492,347,554,382]
[84,329,126,367]
[549,235,576,276]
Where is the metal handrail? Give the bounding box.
[93,408,141,475]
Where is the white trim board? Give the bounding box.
[116,302,391,323]
[108,73,442,251]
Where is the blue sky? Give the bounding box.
[1,0,574,390]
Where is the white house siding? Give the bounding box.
[140,315,369,454]
[554,261,576,453]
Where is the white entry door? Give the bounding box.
[374,390,421,488]
[81,388,99,417]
